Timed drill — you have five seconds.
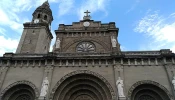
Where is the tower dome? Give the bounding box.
[32,1,53,25]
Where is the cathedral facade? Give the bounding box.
[0,1,175,100]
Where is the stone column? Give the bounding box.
[0,62,9,92]
[38,65,54,100]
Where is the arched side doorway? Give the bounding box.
[50,70,116,100]
[0,80,39,100]
[128,80,173,100]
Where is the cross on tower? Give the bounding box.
[84,10,91,16]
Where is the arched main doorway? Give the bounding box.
[50,70,116,100]
[128,80,173,100]
[0,81,39,100]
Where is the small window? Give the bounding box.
[44,15,47,20]
[37,14,41,18]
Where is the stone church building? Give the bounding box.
[0,1,175,100]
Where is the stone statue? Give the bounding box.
[116,77,125,97]
[40,77,49,97]
[172,76,175,90]
[111,36,117,47]
[56,38,61,49]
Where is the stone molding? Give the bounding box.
[49,70,116,100]
[0,80,39,100]
[57,21,116,31]
[165,65,175,69]
[0,57,174,67]
[2,49,174,57]
[127,80,174,100]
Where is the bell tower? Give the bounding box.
[32,1,53,26]
[16,1,53,54]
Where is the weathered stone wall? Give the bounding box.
[16,24,52,54]
[0,51,175,100]
[54,20,119,53]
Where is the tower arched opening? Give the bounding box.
[44,15,47,20]
[37,14,41,18]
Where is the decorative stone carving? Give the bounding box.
[0,80,39,100]
[172,76,175,90]
[111,36,117,47]
[63,38,109,52]
[0,66,7,72]
[44,66,54,73]
[116,77,125,97]
[50,70,116,100]
[40,77,49,97]
[127,80,173,100]
[56,38,61,49]
[76,42,95,52]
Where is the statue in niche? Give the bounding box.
[116,77,125,97]
[172,76,175,90]
[111,36,117,47]
[40,77,49,97]
[56,38,61,49]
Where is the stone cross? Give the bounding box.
[84,10,90,16]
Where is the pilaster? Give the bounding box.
[38,64,54,100]
[0,61,9,92]
[113,63,126,100]
[163,58,175,100]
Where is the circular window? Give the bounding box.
[76,42,95,53]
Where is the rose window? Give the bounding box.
[76,42,95,52]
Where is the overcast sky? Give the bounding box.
[0,0,175,55]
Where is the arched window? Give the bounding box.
[37,14,41,18]
[44,15,47,20]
